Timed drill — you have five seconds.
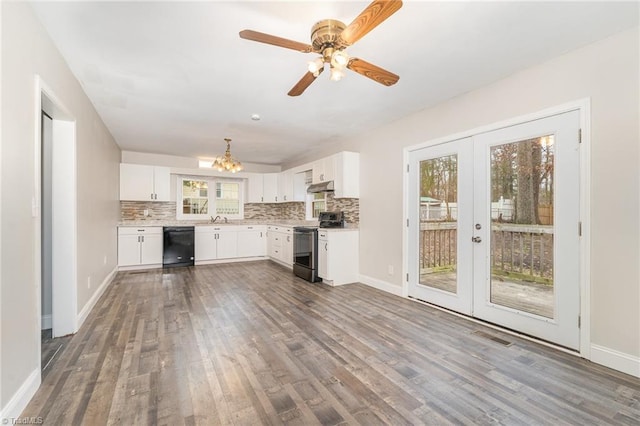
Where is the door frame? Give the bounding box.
[34,76,78,357]
[402,99,591,358]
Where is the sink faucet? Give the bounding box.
[211,215,221,223]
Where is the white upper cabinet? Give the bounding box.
[278,170,308,203]
[312,155,336,184]
[292,172,307,201]
[310,152,359,198]
[246,151,360,204]
[334,151,360,198]
[277,170,293,203]
[120,164,170,201]
[246,173,264,203]
[262,173,279,203]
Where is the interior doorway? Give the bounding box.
[38,79,78,375]
[407,110,583,350]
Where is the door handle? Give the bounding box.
[472,236,482,243]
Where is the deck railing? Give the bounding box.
[420,222,554,282]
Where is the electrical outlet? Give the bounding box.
[87,276,91,289]
[143,209,149,217]
[388,265,394,275]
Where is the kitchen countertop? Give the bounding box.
[119,219,320,227]
[118,219,359,230]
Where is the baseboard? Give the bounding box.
[41,314,52,330]
[118,263,162,271]
[590,344,640,377]
[0,368,40,421]
[77,266,117,329]
[195,256,269,266]
[358,274,404,297]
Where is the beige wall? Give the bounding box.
[1,2,121,412]
[292,28,640,360]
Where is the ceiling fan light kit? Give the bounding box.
[329,65,345,81]
[239,0,402,96]
[307,57,324,76]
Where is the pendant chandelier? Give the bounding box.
[212,138,243,173]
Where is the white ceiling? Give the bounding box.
[31,1,638,166]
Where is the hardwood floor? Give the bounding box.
[22,261,639,425]
[40,329,73,380]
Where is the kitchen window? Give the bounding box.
[310,192,326,218]
[214,181,242,217]
[177,177,244,220]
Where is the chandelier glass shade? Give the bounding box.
[212,138,243,173]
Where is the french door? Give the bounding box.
[407,110,581,350]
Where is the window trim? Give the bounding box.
[177,177,211,221]
[214,179,244,220]
[307,191,326,219]
[177,176,244,221]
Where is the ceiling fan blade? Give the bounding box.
[239,30,313,53]
[338,0,403,47]
[288,68,324,96]
[347,58,399,86]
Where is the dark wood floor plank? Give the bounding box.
[21,261,640,425]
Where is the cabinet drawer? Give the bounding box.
[118,226,162,236]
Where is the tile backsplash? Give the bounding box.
[121,195,359,223]
[121,201,176,221]
[327,193,359,224]
[244,202,306,221]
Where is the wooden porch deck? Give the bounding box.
[419,273,554,318]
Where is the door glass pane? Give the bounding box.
[490,135,554,318]
[419,155,458,293]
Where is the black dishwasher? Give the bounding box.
[163,227,194,267]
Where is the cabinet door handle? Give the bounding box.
[260,232,263,237]
[150,193,154,200]
[275,196,278,202]
[261,196,264,202]
[141,236,145,243]
[325,243,327,250]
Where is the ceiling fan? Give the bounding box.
[239,0,403,96]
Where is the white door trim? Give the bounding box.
[34,76,78,348]
[402,99,591,357]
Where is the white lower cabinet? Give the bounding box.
[318,229,359,285]
[195,225,267,263]
[237,226,267,258]
[118,223,294,268]
[118,227,163,267]
[267,225,293,267]
[195,226,238,261]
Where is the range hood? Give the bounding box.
[307,181,334,193]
